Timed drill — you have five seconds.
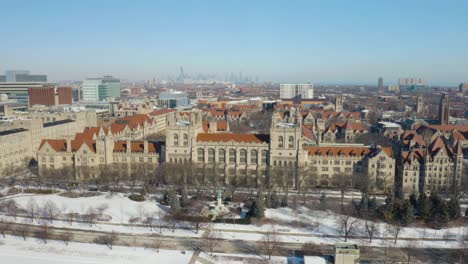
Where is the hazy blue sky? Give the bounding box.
[1,0,467,84]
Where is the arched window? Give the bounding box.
[197,148,204,162]
[229,149,236,164]
[219,149,226,163]
[208,148,215,163]
[250,150,258,164]
[173,134,179,146]
[183,134,188,146]
[240,149,247,164]
[261,150,268,165]
[288,136,294,149]
[278,136,284,148]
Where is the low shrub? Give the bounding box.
[213,218,251,225]
[23,188,58,194]
[59,191,99,198]
[128,194,146,202]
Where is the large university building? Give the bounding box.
[165,109,395,191]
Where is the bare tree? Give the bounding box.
[151,233,162,253]
[164,213,179,233]
[339,215,358,242]
[96,203,109,218]
[365,219,379,243]
[65,211,79,226]
[0,219,10,238]
[35,224,49,244]
[94,231,119,250]
[405,240,417,264]
[386,223,402,244]
[262,228,281,260]
[143,213,156,231]
[15,224,29,241]
[59,232,73,246]
[26,198,39,222]
[137,204,146,220]
[83,206,99,227]
[203,223,218,256]
[42,200,60,223]
[5,200,19,219]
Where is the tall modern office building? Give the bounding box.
[81,76,120,102]
[280,83,313,99]
[378,77,384,90]
[102,75,121,98]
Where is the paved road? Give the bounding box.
[2,222,466,263]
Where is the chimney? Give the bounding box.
[66,139,72,153]
[126,139,131,153]
[144,140,149,154]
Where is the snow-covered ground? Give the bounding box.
[1,192,465,250]
[5,192,166,224]
[0,235,192,264]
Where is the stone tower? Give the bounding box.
[165,111,203,164]
[416,95,424,114]
[269,108,302,168]
[335,94,344,112]
[438,94,450,125]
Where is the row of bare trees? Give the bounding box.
[0,198,109,227]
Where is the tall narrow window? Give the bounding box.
[229,149,236,164]
[183,134,188,146]
[219,149,226,163]
[197,148,204,162]
[288,136,294,149]
[174,134,179,146]
[278,136,284,148]
[250,150,258,164]
[261,150,268,165]
[208,148,215,163]
[240,149,247,164]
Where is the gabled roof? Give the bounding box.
[227,110,243,118]
[452,130,467,141]
[114,114,153,130]
[150,108,176,116]
[302,126,316,142]
[343,122,367,132]
[306,146,392,158]
[196,133,270,144]
[38,138,96,153]
[202,120,229,133]
[428,136,452,157]
[113,140,158,153]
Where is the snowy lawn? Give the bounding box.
[1,193,466,249]
[0,235,192,264]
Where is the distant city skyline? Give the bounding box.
[1,0,467,85]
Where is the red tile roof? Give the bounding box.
[113,141,157,153]
[306,146,392,157]
[196,133,269,144]
[150,108,176,116]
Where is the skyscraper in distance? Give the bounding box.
[378,77,384,91]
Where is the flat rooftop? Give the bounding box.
[0,128,28,136]
[43,119,75,127]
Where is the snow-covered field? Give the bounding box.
[0,235,192,264]
[6,192,166,224]
[0,192,466,250]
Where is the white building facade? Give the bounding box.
[280,84,314,99]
